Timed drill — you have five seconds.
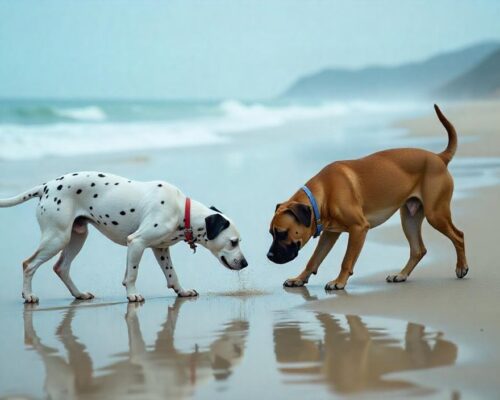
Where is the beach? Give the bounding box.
[0,100,499,399]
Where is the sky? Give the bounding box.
[0,0,499,100]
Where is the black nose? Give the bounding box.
[267,251,274,261]
[240,258,248,269]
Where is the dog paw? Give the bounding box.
[22,293,39,303]
[456,267,469,279]
[324,281,345,291]
[75,292,95,300]
[386,273,407,283]
[177,289,198,297]
[127,294,145,302]
[283,278,306,287]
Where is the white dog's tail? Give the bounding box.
[0,185,44,207]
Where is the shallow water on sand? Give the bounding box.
[0,288,459,399]
[0,104,498,399]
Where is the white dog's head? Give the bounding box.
[203,210,247,271]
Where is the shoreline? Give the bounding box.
[0,99,499,399]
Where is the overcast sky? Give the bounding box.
[1,0,499,100]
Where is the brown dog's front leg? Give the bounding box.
[284,231,341,287]
[325,224,368,290]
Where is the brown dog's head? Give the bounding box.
[267,201,313,264]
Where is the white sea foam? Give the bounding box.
[0,100,419,160]
[0,122,226,160]
[217,100,420,133]
[53,106,107,121]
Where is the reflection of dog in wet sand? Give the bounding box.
[268,105,468,290]
[273,304,457,393]
[22,299,248,399]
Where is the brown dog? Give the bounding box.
[267,105,468,290]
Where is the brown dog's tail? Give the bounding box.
[434,104,457,166]
[0,185,43,207]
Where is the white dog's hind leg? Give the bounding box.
[53,229,94,300]
[123,237,146,302]
[22,230,71,303]
[152,248,198,297]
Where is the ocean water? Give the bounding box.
[0,99,425,160]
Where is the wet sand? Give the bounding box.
[0,102,499,399]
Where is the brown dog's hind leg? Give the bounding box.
[426,205,468,278]
[284,232,341,287]
[387,202,426,283]
[422,170,468,278]
[325,223,368,290]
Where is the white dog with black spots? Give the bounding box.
[0,172,248,303]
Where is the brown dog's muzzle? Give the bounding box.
[267,240,300,264]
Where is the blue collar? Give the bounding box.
[301,185,323,238]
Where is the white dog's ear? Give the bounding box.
[205,214,230,240]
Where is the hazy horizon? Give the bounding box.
[1,0,500,100]
[0,39,499,102]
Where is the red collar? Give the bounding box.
[184,197,197,252]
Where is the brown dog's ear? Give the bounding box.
[284,202,312,227]
[275,203,282,212]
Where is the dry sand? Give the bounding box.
[308,100,500,398]
[395,100,500,157]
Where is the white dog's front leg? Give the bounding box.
[123,238,146,302]
[152,248,198,297]
[124,303,147,363]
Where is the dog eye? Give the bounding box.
[230,239,239,247]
